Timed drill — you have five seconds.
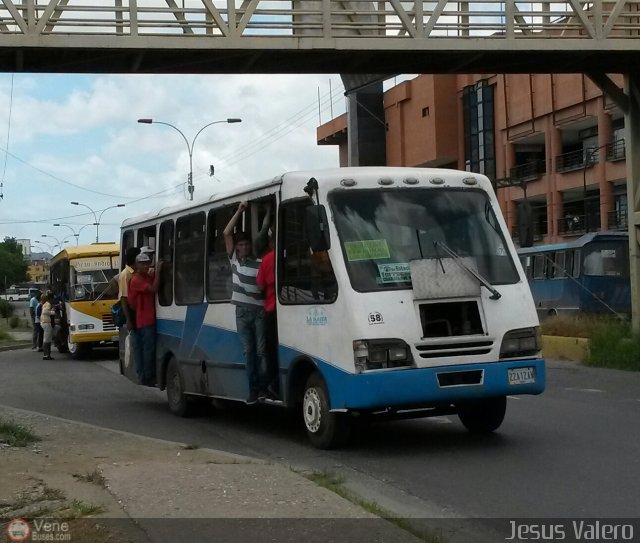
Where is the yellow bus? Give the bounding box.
[49,243,120,358]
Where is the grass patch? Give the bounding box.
[302,470,446,543]
[68,499,105,517]
[0,417,41,447]
[540,314,623,339]
[73,470,106,487]
[587,319,640,371]
[42,487,66,501]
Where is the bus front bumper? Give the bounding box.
[69,331,120,345]
[321,358,545,411]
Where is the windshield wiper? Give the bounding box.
[434,241,502,300]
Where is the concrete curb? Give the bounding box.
[0,342,31,353]
[541,335,589,363]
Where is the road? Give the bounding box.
[1,347,639,526]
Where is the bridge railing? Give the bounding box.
[1,0,639,41]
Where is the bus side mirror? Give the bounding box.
[305,205,331,252]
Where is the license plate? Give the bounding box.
[111,335,119,342]
[508,367,536,385]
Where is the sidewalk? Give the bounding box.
[0,330,31,353]
[0,405,420,543]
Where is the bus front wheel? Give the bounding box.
[67,341,91,359]
[166,357,195,418]
[302,372,351,449]
[457,396,507,434]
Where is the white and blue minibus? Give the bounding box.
[120,167,545,448]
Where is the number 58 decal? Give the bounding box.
[368,312,384,325]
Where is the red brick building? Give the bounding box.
[317,74,626,246]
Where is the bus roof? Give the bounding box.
[49,243,120,265]
[517,231,628,255]
[121,167,493,229]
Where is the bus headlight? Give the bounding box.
[500,327,540,359]
[352,339,414,372]
[77,324,95,331]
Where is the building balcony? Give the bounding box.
[607,210,628,231]
[606,139,626,162]
[556,149,598,173]
[511,223,547,244]
[509,160,546,183]
[557,214,601,236]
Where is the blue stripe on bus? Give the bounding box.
[314,358,545,409]
[156,317,545,409]
[180,304,209,359]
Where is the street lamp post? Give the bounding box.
[70,202,125,242]
[41,234,62,251]
[53,223,80,245]
[33,240,54,254]
[137,118,242,201]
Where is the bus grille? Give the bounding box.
[102,314,116,332]
[415,340,493,359]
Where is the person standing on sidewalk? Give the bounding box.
[128,253,162,386]
[224,201,267,404]
[30,292,42,352]
[40,294,56,360]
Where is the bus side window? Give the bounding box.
[137,225,157,251]
[175,212,206,305]
[533,254,546,280]
[573,249,581,277]
[206,206,235,302]
[158,220,174,307]
[553,251,566,279]
[278,199,338,304]
[122,230,134,269]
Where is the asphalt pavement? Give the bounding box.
[1,347,639,524]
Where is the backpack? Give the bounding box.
[111,301,126,328]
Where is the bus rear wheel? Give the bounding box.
[166,357,195,418]
[302,372,351,449]
[457,396,507,434]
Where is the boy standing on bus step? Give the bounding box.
[256,231,279,399]
[128,252,162,386]
[224,201,267,404]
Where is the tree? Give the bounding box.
[0,237,28,291]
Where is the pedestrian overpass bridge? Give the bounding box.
[0,0,638,73]
[3,0,640,327]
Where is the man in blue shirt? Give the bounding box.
[30,293,43,351]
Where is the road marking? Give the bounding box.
[564,387,604,393]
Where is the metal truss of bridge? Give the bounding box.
[0,0,639,74]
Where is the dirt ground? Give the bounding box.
[0,405,258,543]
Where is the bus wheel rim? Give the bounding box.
[303,388,322,433]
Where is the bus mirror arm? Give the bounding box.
[435,241,502,300]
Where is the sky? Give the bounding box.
[0,72,350,254]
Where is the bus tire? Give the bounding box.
[68,341,91,359]
[547,308,558,317]
[166,357,195,418]
[302,372,351,449]
[457,396,507,434]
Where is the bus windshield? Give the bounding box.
[329,188,519,292]
[69,257,118,301]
